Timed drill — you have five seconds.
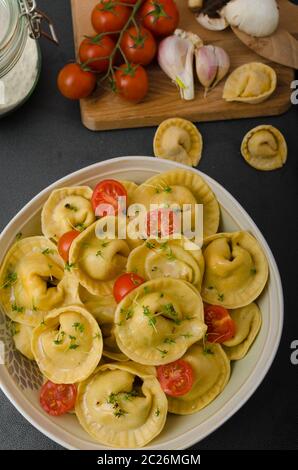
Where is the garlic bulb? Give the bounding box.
[224,0,279,37]
[196,12,229,31]
[195,45,230,95]
[158,29,203,101]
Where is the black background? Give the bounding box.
[0,0,297,450]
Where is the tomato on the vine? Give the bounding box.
[79,36,115,72]
[140,0,179,37]
[91,0,130,34]
[120,26,157,66]
[113,272,145,303]
[115,63,148,102]
[40,381,77,416]
[204,304,236,343]
[157,360,194,397]
[57,63,96,100]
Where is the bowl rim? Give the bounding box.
[0,156,284,450]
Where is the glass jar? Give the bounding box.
[0,0,57,117]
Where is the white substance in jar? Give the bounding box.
[0,36,39,116]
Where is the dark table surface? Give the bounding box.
[0,0,297,451]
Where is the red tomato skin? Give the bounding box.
[113,272,145,303]
[79,36,115,72]
[115,63,148,102]
[157,360,194,397]
[40,381,77,416]
[91,179,127,216]
[120,26,157,66]
[57,63,96,100]
[91,1,130,33]
[119,0,139,3]
[146,208,178,237]
[204,304,236,343]
[58,230,80,262]
[140,0,180,37]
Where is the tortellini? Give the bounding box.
[12,323,34,360]
[0,237,68,326]
[223,62,277,104]
[31,305,102,383]
[223,303,262,360]
[69,218,131,296]
[167,342,230,415]
[75,362,167,448]
[127,238,205,291]
[114,278,207,365]
[41,186,95,241]
[101,323,128,362]
[153,118,203,167]
[120,180,138,207]
[202,231,268,308]
[78,285,116,324]
[132,169,220,238]
[241,125,287,171]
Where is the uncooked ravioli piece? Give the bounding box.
[153,118,203,167]
[241,125,287,171]
[75,361,168,448]
[223,62,277,104]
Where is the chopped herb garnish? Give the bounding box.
[163,337,176,345]
[9,321,19,337]
[121,307,133,320]
[107,393,117,405]
[132,276,142,286]
[54,330,65,345]
[64,203,78,212]
[81,242,90,248]
[40,320,46,326]
[101,241,110,248]
[69,335,76,340]
[75,222,86,232]
[1,271,17,289]
[181,333,193,339]
[207,286,214,290]
[160,293,164,298]
[93,333,101,339]
[146,241,156,249]
[69,343,79,350]
[32,305,38,312]
[65,262,75,272]
[156,348,168,358]
[73,322,85,333]
[203,347,214,356]
[15,232,22,241]
[166,248,176,261]
[143,305,157,330]
[42,248,55,255]
[251,268,257,275]
[96,250,103,258]
[143,285,150,294]
[123,390,138,401]
[114,408,127,418]
[163,186,172,193]
[160,242,168,251]
[11,303,24,313]
[151,266,158,272]
[218,293,224,302]
[161,303,181,324]
[185,316,195,321]
[155,408,160,417]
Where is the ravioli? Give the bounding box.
[223,62,277,104]
[12,323,34,360]
[0,237,68,326]
[41,186,95,241]
[75,361,167,448]
[114,278,207,365]
[69,217,131,296]
[202,232,268,308]
[132,169,220,238]
[127,238,205,291]
[31,305,103,383]
[167,342,230,414]
[223,303,262,360]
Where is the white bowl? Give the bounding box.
[0,156,283,450]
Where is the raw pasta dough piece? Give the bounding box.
[75,361,167,448]
[202,231,268,309]
[41,186,95,241]
[223,63,277,104]
[223,302,262,360]
[167,342,230,414]
[114,278,207,365]
[31,305,102,383]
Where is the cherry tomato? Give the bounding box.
[140,0,179,37]
[79,36,115,73]
[146,208,178,237]
[113,272,145,303]
[57,63,96,100]
[58,230,80,262]
[115,63,148,102]
[92,179,127,217]
[204,304,236,343]
[120,26,157,66]
[40,381,77,416]
[91,0,130,34]
[157,360,194,397]
[119,0,139,4]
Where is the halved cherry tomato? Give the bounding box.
[57,63,96,100]
[115,63,148,102]
[140,0,179,37]
[79,36,115,72]
[120,26,157,66]
[146,208,178,237]
[119,0,139,3]
[40,381,77,416]
[113,272,145,303]
[91,0,130,34]
[204,304,236,343]
[58,230,80,262]
[157,360,194,397]
[92,179,127,217]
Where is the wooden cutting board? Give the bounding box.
[71,0,295,131]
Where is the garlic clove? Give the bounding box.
[212,46,230,88]
[195,45,218,90]
[196,12,229,31]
